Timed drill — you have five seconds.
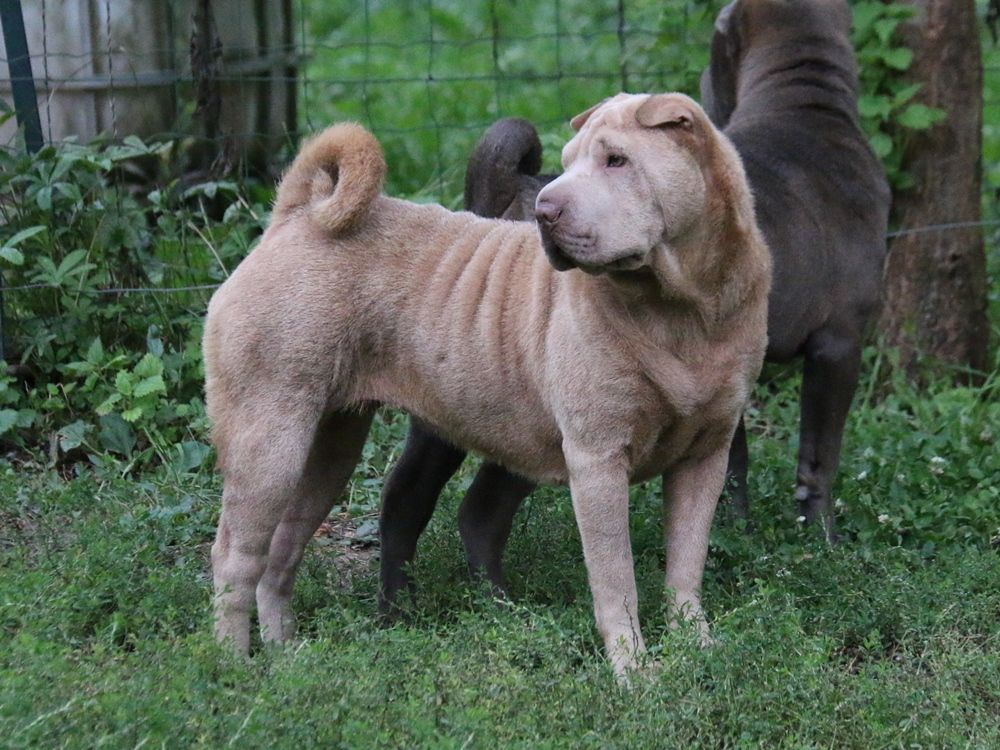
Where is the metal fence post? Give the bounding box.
[0,0,43,363]
[0,0,43,151]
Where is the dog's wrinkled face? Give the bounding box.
[535,93,710,274]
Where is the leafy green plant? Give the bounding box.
[0,138,268,473]
[0,366,37,438]
[852,1,947,189]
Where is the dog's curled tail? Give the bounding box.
[464,118,543,217]
[272,122,386,234]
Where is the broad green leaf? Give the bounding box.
[146,326,164,358]
[54,182,83,203]
[897,103,947,130]
[121,406,144,422]
[133,353,164,379]
[86,337,105,365]
[891,83,922,107]
[31,255,58,282]
[98,413,135,456]
[174,440,212,472]
[873,18,899,44]
[881,47,913,71]
[4,224,46,246]
[95,392,122,416]
[0,247,24,265]
[115,370,135,396]
[55,249,92,281]
[50,154,77,182]
[133,374,166,398]
[851,2,882,36]
[58,419,91,451]
[182,180,238,201]
[858,95,891,120]
[0,409,18,435]
[869,132,893,159]
[61,360,92,375]
[35,185,52,211]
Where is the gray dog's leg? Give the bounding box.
[378,421,467,613]
[379,423,534,609]
[796,331,862,543]
[724,417,750,520]
[458,463,535,590]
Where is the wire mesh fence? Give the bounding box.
[0,0,736,198]
[0,0,998,363]
[2,0,998,194]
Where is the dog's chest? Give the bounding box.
[626,356,745,480]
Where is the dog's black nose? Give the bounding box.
[535,200,562,226]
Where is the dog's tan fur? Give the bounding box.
[204,93,770,677]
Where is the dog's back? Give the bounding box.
[699,0,891,535]
[700,0,890,358]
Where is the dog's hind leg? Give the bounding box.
[796,330,862,544]
[378,420,466,614]
[723,416,750,521]
[211,408,327,654]
[255,408,375,643]
[458,463,534,592]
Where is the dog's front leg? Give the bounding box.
[661,443,729,644]
[565,447,645,677]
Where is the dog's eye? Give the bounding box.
[606,154,627,168]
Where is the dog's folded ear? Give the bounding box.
[570,99,607,131]
[714,0,737,34]
[635,94,697,131]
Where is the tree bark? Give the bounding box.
[878,0,990,379]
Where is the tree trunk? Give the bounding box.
[878,0,989,379]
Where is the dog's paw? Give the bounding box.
[614,658,663,690]
[698,631,720,649]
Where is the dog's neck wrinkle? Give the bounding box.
[653,194,761,330]
[585,219,766,418]
[602,270,709,342]
[737,41,858,117]
[577,278,741,418]
[589,177,761,345]
[573,283,702,415]
[586,238,727,356]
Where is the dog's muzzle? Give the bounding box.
[536,222,577,271]
[535,200,576,272]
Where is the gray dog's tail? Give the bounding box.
[464,118,544,217]
[272,122,386,234]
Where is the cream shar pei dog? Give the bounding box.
[204,92,771,677]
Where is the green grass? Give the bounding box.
[2,357,999,748]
